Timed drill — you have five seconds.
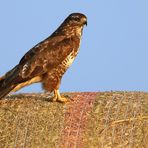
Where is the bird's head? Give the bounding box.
[52,13,87,37]
[66,13,87,27]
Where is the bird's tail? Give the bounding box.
[0,82,16,99]
[0,66,19,99]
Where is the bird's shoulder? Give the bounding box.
[18,35,80,78]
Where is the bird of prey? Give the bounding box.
[0,13,87,103]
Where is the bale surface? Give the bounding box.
[0,92,147,148]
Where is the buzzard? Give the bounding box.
[0,13,87,103]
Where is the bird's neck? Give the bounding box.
[52,25,83,39]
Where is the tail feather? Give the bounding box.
[0,84,16,99]
[0,66,41,98]
[0,66,19,99]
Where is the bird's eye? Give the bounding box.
[74,17,80,22]
[71,16,80,22]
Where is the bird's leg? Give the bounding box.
[52,89,69,103]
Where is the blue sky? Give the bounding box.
[0,1,148,93]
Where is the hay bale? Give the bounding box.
[0,92,147,147]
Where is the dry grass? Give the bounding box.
[0,92,147,147]
[0,93,66,147]
[84,92,148,148]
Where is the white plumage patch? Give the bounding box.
[22,63,29,75]
[62,51,75,68]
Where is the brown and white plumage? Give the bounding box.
[0,13,87,102]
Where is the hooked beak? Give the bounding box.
[81,17,87,26]
[85,21,87,26]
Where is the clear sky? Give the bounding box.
[0,1,148,93]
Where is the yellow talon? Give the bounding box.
[51,89,70,103]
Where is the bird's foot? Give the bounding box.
[51,96,70,103]
[49,90,71,103]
